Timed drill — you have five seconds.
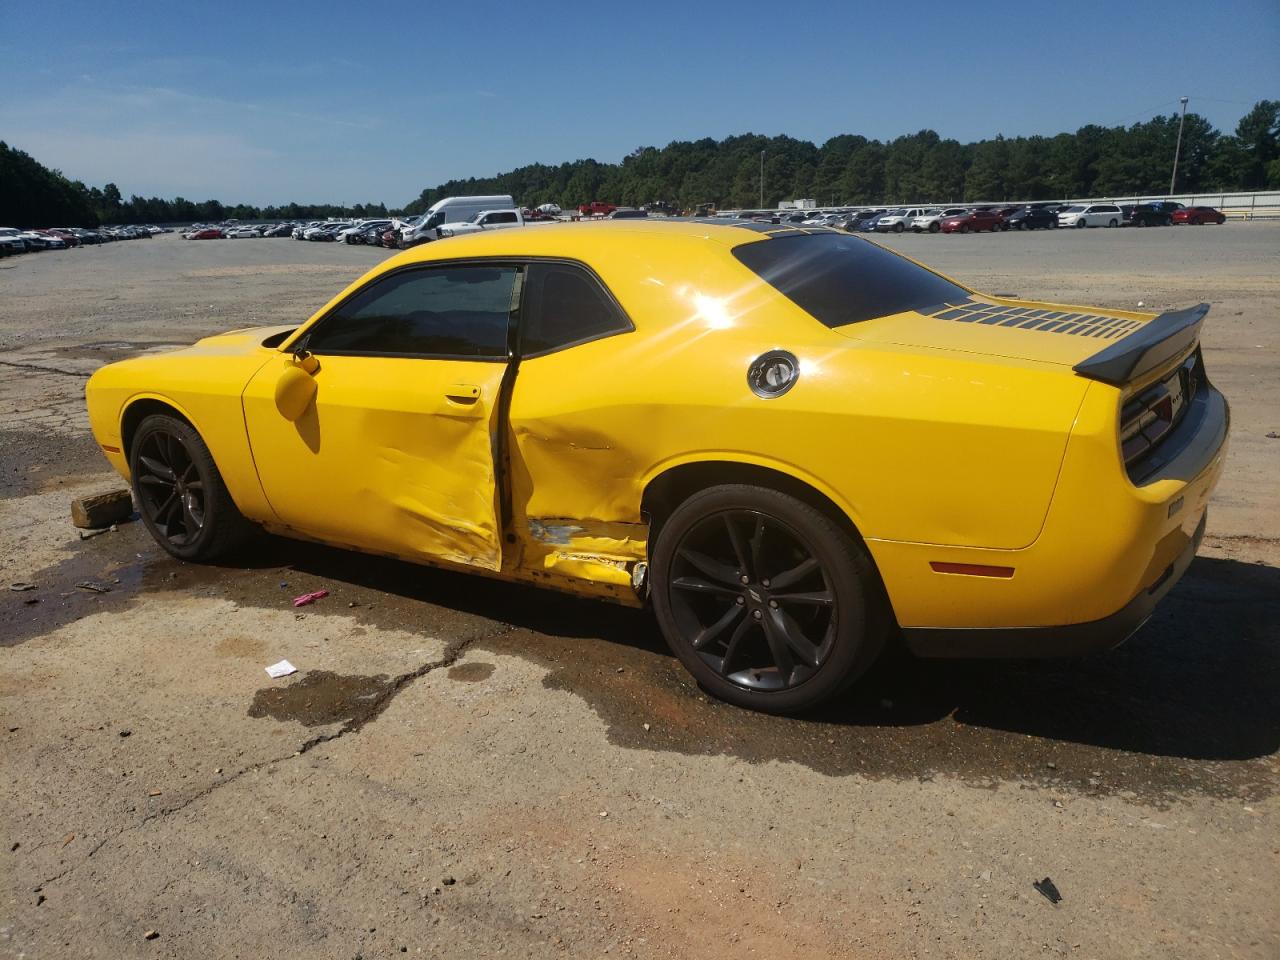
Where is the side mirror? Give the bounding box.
[274,353,319,421]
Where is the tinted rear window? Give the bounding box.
[731,233,969,328]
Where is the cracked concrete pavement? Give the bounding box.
[1,229,1278,959]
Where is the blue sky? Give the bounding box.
[2,0,1276,206]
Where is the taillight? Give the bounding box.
[1120,354,1197,466]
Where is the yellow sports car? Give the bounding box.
[85,221,1229,713]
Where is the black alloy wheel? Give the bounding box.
[134,428,205,547]
[130,414,254,560]
[652,485,887,713]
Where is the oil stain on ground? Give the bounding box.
[249,670,393,728]
[447,662,494,683]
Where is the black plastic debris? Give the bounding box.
[1033,877,1063,904]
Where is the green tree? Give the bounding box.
[964,136,1010,201]
[1231,99,1279,188]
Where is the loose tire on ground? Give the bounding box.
[651,484,889,714]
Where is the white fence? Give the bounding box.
[769,190,1280,220]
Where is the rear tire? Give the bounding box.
[129,414,255,561]
[1107,218,1118,228]
[651,485,889,714]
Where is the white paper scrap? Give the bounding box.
[265,659,297,679]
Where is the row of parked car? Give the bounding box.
[182,219,404,244]
[179,196,570,250]
[0,223,171,255]
[740,200,1228,234]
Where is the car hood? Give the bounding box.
[834,296,1157,368]
[179,324,296,355]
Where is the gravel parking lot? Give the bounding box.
[2,225,1278,959]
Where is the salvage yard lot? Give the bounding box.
[2,226,1278,959]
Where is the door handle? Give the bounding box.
[445,383,481,403]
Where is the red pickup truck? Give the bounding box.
[577,201,617,217]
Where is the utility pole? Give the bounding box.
[759,150,765,209]
[1170,96,1189,196]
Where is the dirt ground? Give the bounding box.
[1,226,1277,960]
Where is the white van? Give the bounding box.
[1057,203,1122,229]
[402,195,515,245]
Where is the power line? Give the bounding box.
[1187,94,1261,107]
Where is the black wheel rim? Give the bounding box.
[667,510,837,692]
[135,430,206,546]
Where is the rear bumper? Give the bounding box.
[903,510,1206,658]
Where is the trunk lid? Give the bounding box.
[839,295,1165,370]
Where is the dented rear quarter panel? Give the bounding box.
[504,230,1089,568]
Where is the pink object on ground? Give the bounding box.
[292,590,329,607]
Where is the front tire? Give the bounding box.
[928,222,940,233]
[1076,219,1087,228]
[651,485,888,714]
[130,414,255,561]
[893,222,904,233]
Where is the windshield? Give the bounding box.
[732,233,969,329]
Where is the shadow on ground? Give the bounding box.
[8,525,1278,804]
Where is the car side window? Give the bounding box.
[519,261,632,357]
[304,265,518,359]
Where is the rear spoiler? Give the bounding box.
[1073,303,1208,386]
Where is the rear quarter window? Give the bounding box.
[731,233,969,328]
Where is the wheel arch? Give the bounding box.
[120,394,200,461]
[640,456,871,552]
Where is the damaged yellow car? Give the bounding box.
[85,221,1229,713]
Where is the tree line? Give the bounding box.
[2,101,1276,227]
[405,100,1279,213]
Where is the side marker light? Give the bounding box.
[929,561,1015,578]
